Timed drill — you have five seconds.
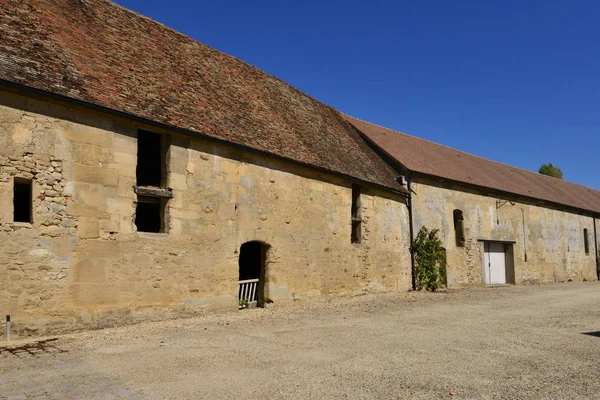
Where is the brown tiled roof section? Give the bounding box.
[345,115,600,215]
[0,0,403,192]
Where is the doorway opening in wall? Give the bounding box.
[238,241,270,309]
[482,241,516,285]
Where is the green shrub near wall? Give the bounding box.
[412,227,447,292]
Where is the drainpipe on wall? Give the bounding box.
[406,176,417,291]
[521,208,528,262]
[594,217,599,281]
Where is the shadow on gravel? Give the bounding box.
[582,331,600,338]
[0,338,68,357]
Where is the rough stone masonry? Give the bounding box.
[0,0,598,340]
[0,90,411,339]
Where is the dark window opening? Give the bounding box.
[135,196,166,233]
[584,229,590,255]
[136,130,168,187]
[13,179,32,223]
[351,220,362,244]
[351,184,362,244]
[453,209,465,247]
[239,241,269,308]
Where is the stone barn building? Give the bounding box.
[348,116,600,287]
[0,0,411,336]
[0,0,598,337]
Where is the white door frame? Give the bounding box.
[483,241,508,285]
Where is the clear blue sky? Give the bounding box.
[116,0,599,189]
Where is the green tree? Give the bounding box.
[539,163,563,179]
[412,227,447,292]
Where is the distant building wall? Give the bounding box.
[0,90,411,338]
[411,177,598,286]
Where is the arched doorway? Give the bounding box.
[238,241,270,308]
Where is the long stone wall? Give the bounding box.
[411,178,598,286]
[2,87,596,338]
[0,91,411,338]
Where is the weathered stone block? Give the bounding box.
[168,144,189,173]
[169,173,187,191]
[106,163,136,179]
[112,133,137,154]
[120,215,135,234]
[72,143,100,165]
[113,151,137,166]
[66,124,112,147]
[106,197,135,217]
[100,219,119,234]
[0,181,12,223]
[72,183,106,212]
[73,164,118,187]
[78,217,100,239]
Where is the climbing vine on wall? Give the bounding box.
[412,227,447,292]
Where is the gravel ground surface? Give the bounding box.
[2,282,600,399]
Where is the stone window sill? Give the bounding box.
[137,232,170,239]
[134,186,173,199]
[11,222,33,228]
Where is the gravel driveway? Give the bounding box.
[2,283,600,399]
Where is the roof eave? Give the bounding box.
[411,170,600,218]
[0,78,408,197]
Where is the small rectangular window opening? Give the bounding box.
[13,178,32,223]
[584,229,590,255]
[136,130,168,187]
[351,184,362,244]
[135,196,167,233]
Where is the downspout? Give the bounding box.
[594,217,599,281]
[407,176,417,291]
[521,208,528,262]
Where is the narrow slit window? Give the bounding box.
[135,196,166,233]
[136,130,168,187]
[584,229,590,255]
[351,184,362,244]
[13,178,32,223]
[453,209,465,247]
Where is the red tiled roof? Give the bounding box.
[0,0,404,193]
[345,115,600,215]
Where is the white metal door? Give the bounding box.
[484,242,506,285]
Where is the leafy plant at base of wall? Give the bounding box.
[412,227,447,292]
[239,297,249,308]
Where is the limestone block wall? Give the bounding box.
[411,179,599,286]
[0,91,411,337]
